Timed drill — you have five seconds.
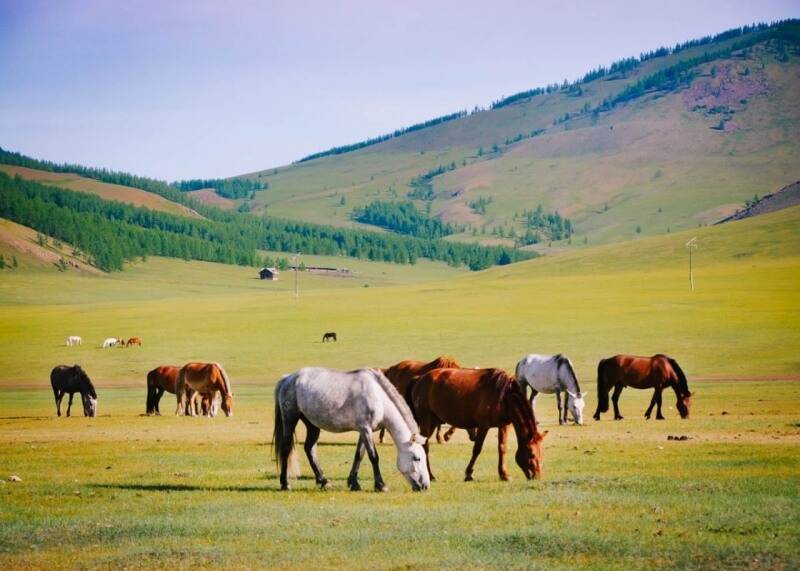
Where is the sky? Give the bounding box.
[1,1,797,182]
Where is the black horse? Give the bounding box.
[50,365,98,417]
[322,332,337,342]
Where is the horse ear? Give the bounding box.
[537,430,549,441]
[690,391,696,397]
[582,390,589,397]
[411,434,427,445]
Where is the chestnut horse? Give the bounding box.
[411,367,547,482]
[175,362,234,417]
[126,337,142,347]
[380,356,461,444]
[593,354,694,421]
[146,365,203,416]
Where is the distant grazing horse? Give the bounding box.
[593,354,694,421]
[50,364,98,417]
[380,356,462,444]
[175,362,234,417]
[66,336,82,347]
[273,367,430,492]
[146,365,202,416]
[411,367,548,482]
[515,353,588,425]
[102,338,118,348]
[322,332,337,342]
[126,337,142,347]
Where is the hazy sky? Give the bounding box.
[1,1,797,182]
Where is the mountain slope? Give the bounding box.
[236,21,800,249]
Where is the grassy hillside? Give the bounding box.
[1,203,797,387]
[234,25,800,252]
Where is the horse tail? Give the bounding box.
[667,357,690,394]
[146,369,155,413]
[596,359,609,413]
[272,375,300,478]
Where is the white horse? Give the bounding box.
[102,338,118,348]
[515,354,588,425]
[66,336,82,347]
[273,367,430,492]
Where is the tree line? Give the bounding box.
[351,200,458,239]
[0,172,537,272]
[171,178,268,200]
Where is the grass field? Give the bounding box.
[0,207,798,569]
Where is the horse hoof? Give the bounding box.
[464,475,474,482]
[280,485,291,491]
[376,484,389,493]
[347,482,360,492]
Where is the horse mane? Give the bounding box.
[665,357,690,394]
[556,354,581,393]
[491,369,517,403]
[432,355,460,369]
[75,365,97,398]
[370,369,420,433]
[214,362,233,396]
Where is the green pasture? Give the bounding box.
[1,381,798,570]
[0,206,798,569]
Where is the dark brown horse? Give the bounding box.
[380,356,461,444]
[322,332,337,342]
[593,354,694,421]
[51,364,98,417]
[175,362,234,417]
[411,367,547,482]
[146,365,202,416]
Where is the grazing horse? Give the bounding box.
[515,353,588,425]
[66,335,82,347]
[411,367,547,482]
[146,365,202,416]
[380,356,462,444]
[174,362,234,417]
[273,367,430,492]
[593,354,694,421]
[50,365,98,417]
[102,338,118,348]
[322,332,337,342]
[126,337,142,347]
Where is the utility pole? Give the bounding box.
[293,252,300,302]
[685,237,697,291]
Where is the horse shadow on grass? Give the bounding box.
[90,478,323,494]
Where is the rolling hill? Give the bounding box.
[0,20,798,274]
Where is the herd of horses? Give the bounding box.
[50,350,694,492]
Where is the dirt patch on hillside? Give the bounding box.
[188,189,236,210]
[715,180,800,224]
[0,219,104,274]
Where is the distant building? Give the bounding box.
[259,267,279,280]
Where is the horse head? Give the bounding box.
[73,366,98,417]
[221,393,234,417]
[676,391,694,419]
[515,429,548,479]
[565,390,589,425]
[396,433,430,491]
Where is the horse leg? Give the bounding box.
[54,390,63,417]
[66,392,76,417]
[302,422,331,490]
[647,388,665,420]
[611,384,624,420]
[416,414,438,482]
[496,424,511,481]
[530,390,541,426]
[154,388,164,416]
[464,427,489,481]
[357,428,387,492]
[348,436,367,491]
[442,425,458,441]
[378,427,385,444]
[556,389,567,425]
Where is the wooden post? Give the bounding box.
[685,238,697,291]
